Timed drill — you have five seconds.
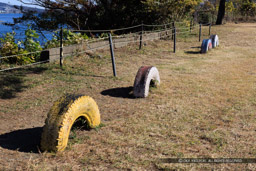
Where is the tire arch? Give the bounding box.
[133,66,160,98]
[201,39,212,53]
[40,94,100,152]
[210,34,219,48]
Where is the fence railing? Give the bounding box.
[0,21,213,73]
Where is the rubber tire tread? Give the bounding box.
[133,66,160,98]
[201,39,212,53]
[40,94,100,152]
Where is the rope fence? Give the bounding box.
[71,24,143,33]
[0,21,213,73]
[0,60,49,72]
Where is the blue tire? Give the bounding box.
[201,39,212,53]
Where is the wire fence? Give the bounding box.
[0,21,213,73]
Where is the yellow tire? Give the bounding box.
[40,94,100,152]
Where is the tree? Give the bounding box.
[15,0,201,32]
[196,1,215,24]
[16,0,97,31]
[216,0,226,24]
[14,0,149,31]
[142,0,201,23]
[239,0,256,17]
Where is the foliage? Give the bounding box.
[23,26,41,51]
[22,25,42,62]
[239,0,256,17]
[199,1,215,11]
[15,0,201,32]
[220,0,256,20]
[223,1,235,21]
[44,29,89,49]
[198,12,214,24]
[0,25,90,65]
[0,32,19,61]
[0,32,28,64]
[12,0,256,31]
[197,1,215,24]
[0,26,42,65]
[226,1,235,13]
[142,0,201,23]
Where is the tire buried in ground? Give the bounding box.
[210,34,219,48]
[40,94,101,152]
[201,39,212,53]
[133,66,160,98]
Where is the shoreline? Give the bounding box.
[0,13,22,15]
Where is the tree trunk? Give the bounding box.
[216,0,226,25]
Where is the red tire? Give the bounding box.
[133,66,160,98]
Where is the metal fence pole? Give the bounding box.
[190,20,192,33]
[174,27,176,53]
[139,23,143,49]
[172,21,175,40]
[165,24,167,36]
[60,27,63,67]
[209,24,211,36]
[108,33,117,77]
[199,24,202,42]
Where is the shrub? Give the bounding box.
[239,0,256,17]
[0,25,42,65]
[44,29,89,49]
[22,25,42,62]
[0,32,19,63]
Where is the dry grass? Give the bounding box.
[0,23,256,170]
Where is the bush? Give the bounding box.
[0,26,91,65]
[0,25,42,65]
[197,1,215,24]
[44,29,89,49]
[239,0,256,17]
[22,26,42,62]
[0,32,19,63]
[198,12,215,24]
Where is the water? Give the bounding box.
[0,13,22,31]
[0,13,53,46]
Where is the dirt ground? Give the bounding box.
[0,23,256,170]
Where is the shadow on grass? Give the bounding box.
[0,74,26,99]
[24,66,48,74]
[185,51,201,54]
[0,127,42,153]
[101,86,135,99]
[0,66,48,99]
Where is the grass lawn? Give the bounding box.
[0,23,256,170]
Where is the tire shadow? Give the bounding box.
[185,51,201,54]
[0,127,42,153]
[101,86,135,99]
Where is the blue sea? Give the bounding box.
[0,13,22,32]
[0,13,53,45]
